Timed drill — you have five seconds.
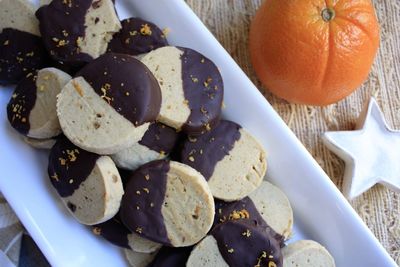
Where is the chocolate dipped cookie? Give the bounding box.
[36,0,121,66]
[7,68,71,138]
[141,46,223,134]
[48,136,124,225]
[57,53,161,154]
[111,122,178,170]
[120,160,215,247]
[180,120,267,201]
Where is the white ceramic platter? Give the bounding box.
[0,0,396,266]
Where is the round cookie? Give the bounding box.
[92,214,161,253]
[36,0,121,66]
[48,136,124,225]
[186,220,283,267]
[107,17,168,56]
[282,240,335,267]
[120,160,215,247]
[0,0,39,35]
[23,136,57,150]
[0,29,49,84]
[141,46,223,134]
[7,68,71,138]
[180,120,267,201]
[111,122,178,170]
[124,249,158,267]
[57,53,161,155]
[147,246,193,267]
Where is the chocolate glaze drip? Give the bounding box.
[139,122,178,154]
[48,136,100,197]
[180,47,223,134]
[92,213,130,249]
[214,197,285,247]
[77,53,161,126]
[107,17,168,56]
[36,0,93,66]
[180,120,241,180]
[211,220,282,267]
[6,72,37,135]
[147,246,193,267]
[120,160,171,245]
[0,29,49,84]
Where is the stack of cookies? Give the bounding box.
[3,1,335,266]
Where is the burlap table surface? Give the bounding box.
[186,0,399,264]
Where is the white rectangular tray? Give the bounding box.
[0,0,396,266]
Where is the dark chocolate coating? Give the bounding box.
[147,246,192,267]
[180,120,241,180]
[6,72,37,135]
[77,53,161,126]
[0,29,49,84]
[107,17,168,56]
[211,220,282,267]
[120,160,171,245]
[180,47,223,134]
[214,198,285,246]
[139,122,178,154]
[48,136,100,197]
[36,0,93,66]
[92,214,130,249]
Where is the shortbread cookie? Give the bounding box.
[147,246,193,267]
[92,214,161,253]
[48,136,124,225]
[186,220,282,267]
[0,0,39,35]
[7,68,71,138]
[23,136,57,149]
[214,181,293,243]
[180,120,267,201]
[107,17,168,56]
[39,0,52,6]
[36,0,121,66]
[0,29,49,84]
[120,160,215,247]
[111,122,178,170]
[124,249,158,267]
[57,53,161,154]
[141,46,223,134]
[283,240,335,267]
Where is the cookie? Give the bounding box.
[186,220,282,267]
[7,68,71,138]
[92,214,161,253]
[0,29,49,84]
[147,246,193,267]
[36,0,121,66]
[57,53,161,154]
[282,240,335,267]
[124,249,158,267]
[0,0,39,35]
[48,136,124,225]
[39,0,52,6]
[107,17,168,56]
[120,160,215,247]
[214,181,293,243]
[23,136,57,149]
[111,122,178,170]
[180,120,267,201]
[141,46,223,134]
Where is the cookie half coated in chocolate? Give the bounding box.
[57,53,161,155]
[147,246,193,267]
[187,220,283,267]
[120,160,215,247]
[111,122,179,170]
[180,120,267,201]
[107,17,168,56]
[283,240,335,267]
[7,68,71,138]
[36,0,121,66]
[48,136,124,225]
[141,46,223,134]
[0,29,49,84]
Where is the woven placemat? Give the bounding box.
[186,0,400,263]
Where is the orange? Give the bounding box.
[249,0,380,106]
